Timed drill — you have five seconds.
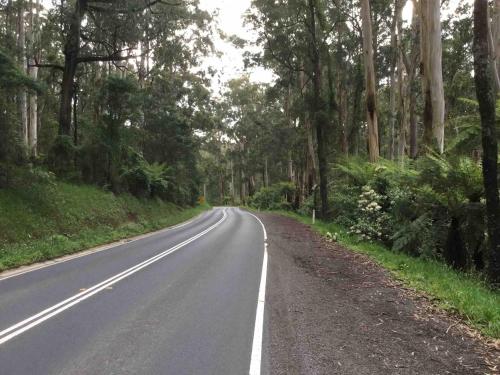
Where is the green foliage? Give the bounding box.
[330,156,487,272]
[391,214,435,258]
[249,182,295,210]
[121,150,172,199]
[0,49,43,93]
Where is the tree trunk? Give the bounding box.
[388,0,400,160]
[428,0,445,153]
[396,1,406,161]
[420,0,432,150]
[493,0,500,85]
[361,0,379,162]
[264,157,269,187]
[17,0,28,148]
[28,0,39,156]
[59,0,87,136]
[300,67,317,188]
[473,0,500,285]
[420,0,445,153]
[308,0,328,217]
[409,0,420,159]
[488,5,500,91]
[349,58,364,155]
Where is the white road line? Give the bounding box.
[248,211,268,375]
[0,209,227,346]
[0,209,212,282]
[245,211,268,241]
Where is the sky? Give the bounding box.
[198,0,275,93]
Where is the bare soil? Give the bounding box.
[259,212,499,375]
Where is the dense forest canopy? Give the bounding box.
[1,0,499,285]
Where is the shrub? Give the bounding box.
[121,152,172,200]
[348,185,391,243]
[249,182,295,210]
[330,155,487,272]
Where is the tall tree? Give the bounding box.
[27,0,39,156]
[473,0,500,285]
[361,0,379,162]
[420,0,445,153]
[17,0,28,149]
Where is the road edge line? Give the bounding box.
[247,211,268,375]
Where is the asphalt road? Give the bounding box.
[0,207,267,375]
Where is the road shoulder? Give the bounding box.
[258,212,499,375]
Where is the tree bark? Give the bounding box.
[493,0,500,85]
[428,0,445,153]
[473,0,500,285]
[409,0,420,159]
[388,0,400,160]
[420,0,445,153]
[28,0,39,156]
[361,0,380,162]
[487,5,500,91]
[59,0,87,136]
[300,67,317,188]
[308,0,328,217]
[17,0,28,148]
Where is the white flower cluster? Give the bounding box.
[348,185,388,242]
[325,231,339,242]
[358,186,382,213]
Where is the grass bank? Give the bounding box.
[0,180,209,272]
[265,210,500,339]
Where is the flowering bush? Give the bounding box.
[348,185,390,242]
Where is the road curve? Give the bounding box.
[0,207,267,375]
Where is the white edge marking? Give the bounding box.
[247,211,268,375]
[0,209,213,282]
[0,209,227,345]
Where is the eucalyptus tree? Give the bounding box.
[360,0,379,162]
[473,0,500,285]
[420,0,445,153]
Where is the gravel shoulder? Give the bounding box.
[259,212,499,375]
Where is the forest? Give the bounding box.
[0,0,499,289]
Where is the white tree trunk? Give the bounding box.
[18,1,28,149]
[361,0,379,162]
[489,1,500,91]
[396,1,406,161]
[494,0,500,82]
[388,0,400,160]
[421,0,445,153]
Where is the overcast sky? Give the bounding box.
[198,0,275,93]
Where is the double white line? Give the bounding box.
[0,209,228,346]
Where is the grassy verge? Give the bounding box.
[264,209,500,339]
[0,181,209,272]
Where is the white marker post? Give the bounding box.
[312,209,316,224]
